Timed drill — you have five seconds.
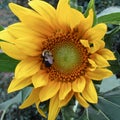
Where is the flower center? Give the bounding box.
[41,31,90,82]
[53,42,82,74]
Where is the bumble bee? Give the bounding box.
[41,50,53,67]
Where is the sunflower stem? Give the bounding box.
[73,100,79,112]
[71,100,79,120]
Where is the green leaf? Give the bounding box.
[87,106,108,120]
[21,87,32,101]
[97,7,120,17]
[74,104,88,120]
[108,51,120,74]
[62,106,75,120]
[95,88,120,120]
[100,75,120,92]
[104,26,120,50]
[0,92,22,120]
[0,53,19,72]
[104,27,120,74]
[0,25,4,31]
[0,26,4,42]
[97,7,120,25]
[61,98,75,120]
[102,86,120,106]
[84,0,97,26]
[106,26,120,37]
[70,0,83,12]
[78,87,120,120]
[98,13,120,25]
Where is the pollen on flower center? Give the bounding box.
[42,30,90,82]
[53,42,82,74]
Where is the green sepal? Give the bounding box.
[84,0,97,26]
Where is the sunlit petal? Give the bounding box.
[19,88,39,108]
[75,93,89,108]
[98,48,116,60]
[36,101,46,118]
[15,57,40,79]
[0,42,27,60]
[32,71,49,88]
[82,80,98,103]
[59,91,74,107]
[39,81,60,102]
[90,53,110,67]
[59,82,71,100]
[8,77,31,93]
[72,77,86,92]
[83,23,107,41]
[86,68,113,80]
[48,94,60,120]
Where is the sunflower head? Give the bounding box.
[0,0,116,119]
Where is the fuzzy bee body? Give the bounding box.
[41,50,53,67]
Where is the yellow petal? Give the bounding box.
[86,68,113,80]
[39,81,60,102]
[78,9,93,37]
[19,88,40,108]
[88,59,97,71]
[72,76,86,92]
[57,0,79,30]
[80,39,90,48]
[57,1,84,29]
[75,93,89,108]
[8,77,31,93]
[0,42,27,60]
[48,94,60,120]
[83,23,107,41]
[16,36,43,48]
[0,29,15,43]
[32,71,49,88]
[59,82,71,100]
[69,8,84,28]
[9,3,54,36]
[15,37,42,56]
[82,80,98,103]
[28,0,57,28]
[36,101,46,118]
[57,0,69,12]
[59,91,74,107]
[89,40,105,53]
[8,22,42,38]
[15,57,40,79]
[57,2,71,29]
[98,48,116,60]
[90,53,110,67]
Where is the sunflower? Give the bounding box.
[0,0,116,119]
